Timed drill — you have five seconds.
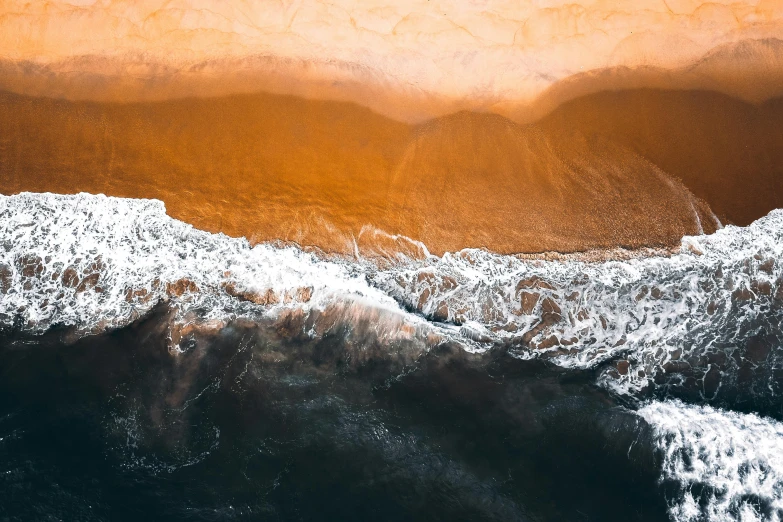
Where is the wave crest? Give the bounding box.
[4,192,783,407]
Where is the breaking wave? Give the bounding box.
[368,208,783,411]
[640,401,783,522]
[3,191,783,521]
[0,192,447,350]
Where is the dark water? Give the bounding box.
[0,305,667,522]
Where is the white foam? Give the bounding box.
[640,400,783,522]
[370,208,783,395]
[0,192,421,341]
[3,192,783,396]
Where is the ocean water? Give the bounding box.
[1,192,782,521]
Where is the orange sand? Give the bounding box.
[6,84,779,254]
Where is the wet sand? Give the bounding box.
[0,86,780,254]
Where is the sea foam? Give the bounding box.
[371,207,783,401]
[640,400,783,522]
[2,192,783,401]
[0,192,436,347]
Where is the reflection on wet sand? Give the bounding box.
[5,83,779,254]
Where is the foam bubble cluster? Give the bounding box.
[372,210,783,400]
[0,192,406,339]
[640,400,783,522]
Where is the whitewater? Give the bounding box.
[2,191,783,521]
